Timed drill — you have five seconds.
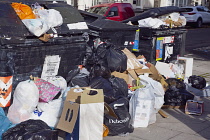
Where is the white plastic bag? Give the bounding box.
[168,12,180,22]
[138,17,166,28]
[37,98,63,117]
[30,98,64,127]
[179,16,187,26]
[7,80,39,124]
[37,9,63,28]
[22,18,50,37]
[129,75,165,128]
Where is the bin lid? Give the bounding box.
[122,6,184,23]
[0,1,88,39]
[88,18,138,31]
[0,2,31,38]
[79,10,105,24]
[44,3,89,35]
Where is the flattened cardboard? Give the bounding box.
[127,69,138,80]
[135,68,152,75]
[56,101,79,133]
[127,73,136,87]
[104,102,118,119]
[122,48,143,70]
[161,105,185,109]
[111,71,129,83]
[146,62,160,80]
[158,74,168,91]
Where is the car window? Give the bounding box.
[197,7,205,12]
[88,6,109,15]
[181,8,193,12]
[204,7,210,12]
[108,6,118,17]
[97,7,109,15]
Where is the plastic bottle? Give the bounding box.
[132,29,139,52]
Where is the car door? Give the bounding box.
[197,6,208,23]
[203,7,210,23]
[106,6,122,21]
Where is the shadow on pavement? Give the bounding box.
[161,97,210,139]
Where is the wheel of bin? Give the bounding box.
[195,18,202,28]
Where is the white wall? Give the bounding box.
[160,0,172,6]
[143,0,154,8]
[77,0,92,10]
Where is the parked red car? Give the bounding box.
[88,3,135,21]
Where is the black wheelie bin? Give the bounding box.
[79,10,138,50]
[0,1,89,92]
[122,6,187,64]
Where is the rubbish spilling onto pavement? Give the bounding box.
[0,1,208,140]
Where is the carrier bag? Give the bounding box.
[104,97,134,136]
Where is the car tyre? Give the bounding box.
[195,18,202,28]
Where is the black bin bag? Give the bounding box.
[164,78,194,106]
[104,97,134,136]
[106,47,127,73]
[2,119,58,140]
[66,66,90,87]
[108,76,128,98]
[188,75,206,89]
[89,76,128,104]
[89,76,115,104]
[90,63,111,79]
[94,42,127,73]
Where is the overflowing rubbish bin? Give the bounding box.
[1,2,208,140]
[79,10,138,50]
[137,27,187,64]
[0,1,89,91]
[122,6,187,64]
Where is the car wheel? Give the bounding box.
[195,18,202,28]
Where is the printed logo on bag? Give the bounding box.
[0,76,13,107]
[109,117,129,124]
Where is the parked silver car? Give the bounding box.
[181,6,210,27]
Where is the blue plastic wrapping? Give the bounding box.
[0,108,13,140]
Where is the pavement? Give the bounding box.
[58,53,210,140]
[103,53,210,140]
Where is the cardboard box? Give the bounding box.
[127,73,136,88]
[185,100,204,115]
[111,71,129,83]
[155,61,174,79]
[57,88,104,140]
[134,68,152,75]
[122,48,143,70]
[146,62,160,81]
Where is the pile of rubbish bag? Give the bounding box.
[1,39,209,139]
[123,6,186,28]
[0,2,209,140]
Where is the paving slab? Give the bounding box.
[161,108,210,123]
[130,125,182,140]
[155,121,210,135]
[169,133,207,140]
[104,125,181,140]
[195,126,210,139]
